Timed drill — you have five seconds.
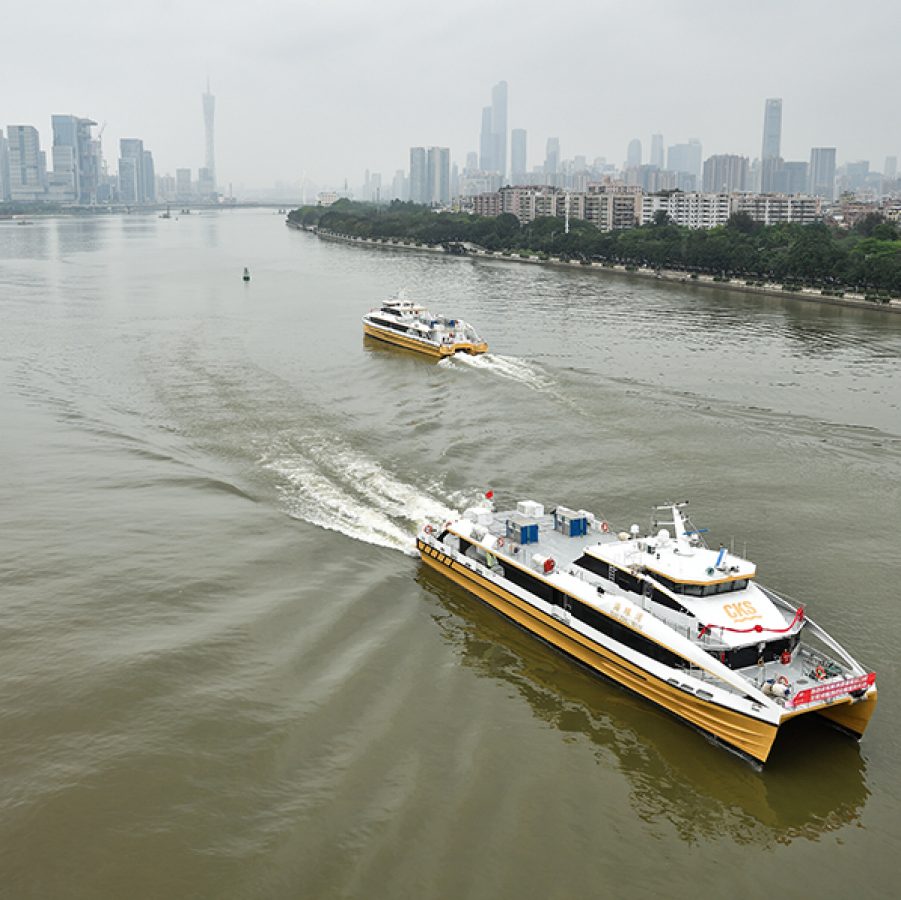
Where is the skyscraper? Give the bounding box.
[667,140,702,180]
[427,147,450,205]
[49,115,99,205]
[627,138,642,168]
[409,147,427,204]
[176,168,193,201]
[142,150,156,203]
[761,99,782,161]
[479,107,493,171]
[491,81,508,181]
[808,147,836,200]
[545,137,560,179]
[391,168,406,201]
[885,156,898,180]
[119,138,146,204]
[760,98,783,192]
[511,129,526,183]
[0,129,10,201]
[650,134,664,169]
[202,79,216,192]
[7,125,47,203]
[477,82,508,177]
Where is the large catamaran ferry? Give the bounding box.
[363,293,488,358]
[417,498,876,764]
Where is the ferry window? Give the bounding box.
[498,561,553,603]
[570,599,689,670]
[651,588,693,617]
[615,570,641,594]
[573,554,609,579]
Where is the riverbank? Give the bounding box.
[289,221,901,315]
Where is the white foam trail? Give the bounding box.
[439,353,553,392]
[261,436,461,556]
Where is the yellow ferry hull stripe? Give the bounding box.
[364,323,488,357]
[418,544,778,762]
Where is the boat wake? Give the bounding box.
[439,352,553,392]
[260,434,463,556]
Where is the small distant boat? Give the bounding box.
[243,267,251,282]
[159,205,172,219]
[362,291,488,358]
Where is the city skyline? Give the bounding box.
[2,0,899,190]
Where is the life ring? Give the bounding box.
[600,521,610,533]
[423,524,434,535]
[496,536,505,548]
[777,675,790,686]
[814,665,827,680]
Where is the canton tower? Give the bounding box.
[202,78,216,189]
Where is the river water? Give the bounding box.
[2,209,900,898]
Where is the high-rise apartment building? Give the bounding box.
[202,79,216,192]
[391,169,406,201]
[702,154,749,193]
[426,147,450,206]
[0,129,10,201]
[511,128,527,183]
[775,161,808,195]
[884,156,898,180]
[627,138,642,168]
[409,147,428,204]
[808,147,836,200]
[6,125,47,203]
[176,168,193,201]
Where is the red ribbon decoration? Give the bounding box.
[699,605,804,636]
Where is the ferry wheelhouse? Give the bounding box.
[417,499,876,764]
[363,293,488,358]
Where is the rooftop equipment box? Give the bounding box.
[554,506,588,537]
[507,513,539,545]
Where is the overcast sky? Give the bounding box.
[3,0,898,191]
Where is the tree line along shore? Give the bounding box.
[288,200,901,305]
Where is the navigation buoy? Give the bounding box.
[243,267,250,282]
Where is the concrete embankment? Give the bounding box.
[286,222,901,315]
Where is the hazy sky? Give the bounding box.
[3,0,898,190]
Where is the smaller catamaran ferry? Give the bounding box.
[363,292,488,358]
[417,498,876,764]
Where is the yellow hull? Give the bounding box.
[817,693,878,735]
[785,690,878,738]
[418,539,779,763]
[364,322,488,357]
